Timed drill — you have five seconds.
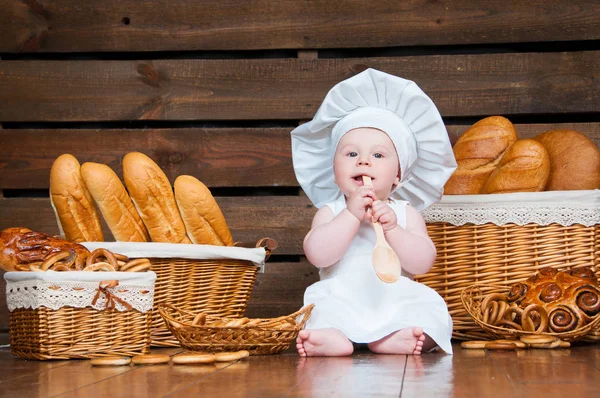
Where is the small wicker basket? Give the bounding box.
[419,190,600,341]
[5,271,155,360]
[83,239,274,347]
[461,284,600,342]
[158,303,314,355]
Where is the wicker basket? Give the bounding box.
[158,303,314,355]
[83,239,274,347]
[461,284,600,342]
[418,190,600,341]
[5,271,155,360]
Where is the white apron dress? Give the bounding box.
[302,196,453,354]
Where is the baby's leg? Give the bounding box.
[296,328,354,357]
[367,327,436,355]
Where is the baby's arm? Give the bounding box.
[303,206,361,268]
[384,205,437,276]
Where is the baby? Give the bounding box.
[290,69,457,357]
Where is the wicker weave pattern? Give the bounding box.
[10,307,151,360]
[417,222,599,341]
[159,304,313,355]
[150,258,259,347]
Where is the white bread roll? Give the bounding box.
[122,152,191,243]
[49,154,104,242]
[444,116,518,194]
[174,175,234,246]
[81,162,150,242]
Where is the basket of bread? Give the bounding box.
[417,116,600,341]
[44,152,274,347]
[158,303,314,355]
[461,266,600,343]
[0,228,156,359]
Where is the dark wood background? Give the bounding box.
[0,0,599,331]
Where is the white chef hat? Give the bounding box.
[291,68,457,211]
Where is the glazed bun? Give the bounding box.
[174,175,234,246]
[122,152,191,243]
[533,130,600,190]
[49,154,104,242]
[481,139,550,194]
[444,116,518,194]
[81,162,150,242]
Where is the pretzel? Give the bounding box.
[120,258,151,272]
[41,251,72,271]
[131,354,171,365]
[460,340,488,349]
[530,339,562,349]
[74,252,89,270]
[172,353,216,364]
[519,334,557,344]
[113,253,129,262]
[49,264,71,272]
[484,341,517,350]
[214,350,250,362]
[90,356,132,366]
[83,262,116,272]
[494,339,527,349]
[124,261,151,272]
[521,304,548,333]
[86,248,118,269]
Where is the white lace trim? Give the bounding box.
[422,190,600,226]
[6,280,154,313]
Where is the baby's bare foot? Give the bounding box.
[368,327,427,355]
[296,328,354,357]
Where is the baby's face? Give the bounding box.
[333,127,400,200]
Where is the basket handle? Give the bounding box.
[234,237,278,260]
[293,304,315,329]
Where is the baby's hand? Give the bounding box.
[371,200,398,232]
[346,186,376,222]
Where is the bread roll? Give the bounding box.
[0,227,90,271]
[533,130,600,190]
[49,154,104,242]
[174,175,234,246]
[81,162,150,242]
[481,139,550,194]
[444,116,518,194]
[122,152,191,243]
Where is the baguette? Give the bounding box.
[174,175,234,246]
[481,139,550,194]
[122,152,191,243]
[444,116,518,194]
[81,162,150,242]
[49,154,104,242]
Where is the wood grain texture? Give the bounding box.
[0,53,599,121]
[0,124,597,189]
[1,0,599,52]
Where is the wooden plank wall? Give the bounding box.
[0,0,599,331]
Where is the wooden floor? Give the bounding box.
[1,337,599,398]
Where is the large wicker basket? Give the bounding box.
[419,190,600,341]
[5,271,156,360]
[83,239,274,347]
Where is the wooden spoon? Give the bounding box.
[362,176,402,283]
